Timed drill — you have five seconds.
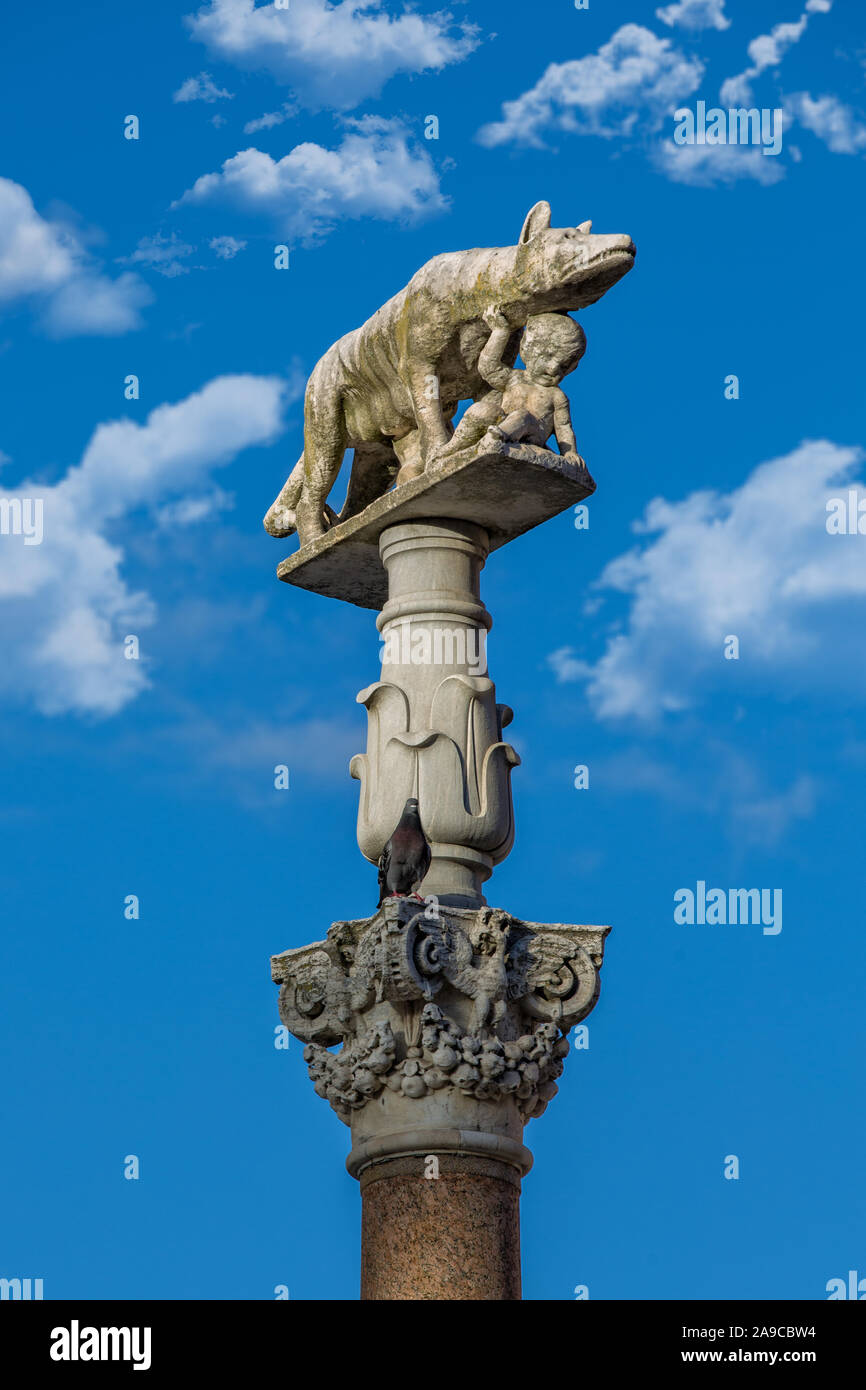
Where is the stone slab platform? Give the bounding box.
[275,442,596,610]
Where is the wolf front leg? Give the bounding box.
[294,383,349,547]
[392,429,423,487]
[407,365,451,474]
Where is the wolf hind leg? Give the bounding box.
[294,390,349,547]
[338,442,400,523]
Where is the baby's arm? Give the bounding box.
[553,388,577,455]
[478,307,514,391]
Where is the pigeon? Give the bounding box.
[377,798,432,906]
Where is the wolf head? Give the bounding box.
[511,201,635,314]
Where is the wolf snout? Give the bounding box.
[602,233,636,258]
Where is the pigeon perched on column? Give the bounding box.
[377,798,432,906]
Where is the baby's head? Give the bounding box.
[520,313,586,385]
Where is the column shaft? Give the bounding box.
[359,1153,521,1300]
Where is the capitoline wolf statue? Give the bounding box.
[268,201,637,1299]
[263,201,635,549]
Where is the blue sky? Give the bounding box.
[1,0,865,1300]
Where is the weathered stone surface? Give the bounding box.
[263,199,633,550]
[350,518,517,906]
[360,1154,522,1300]
[272,898,608,1140]
[275,441,595,609]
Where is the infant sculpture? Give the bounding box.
[263,200,635,548]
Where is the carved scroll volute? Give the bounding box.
[276,948,345,1046]
[514,931,604,1028]
[354,908,446,1004]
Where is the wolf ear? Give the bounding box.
[519,201,552,244]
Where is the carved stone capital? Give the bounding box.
[272,899,608,1134]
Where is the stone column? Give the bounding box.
[358,1150,523,1300]
[272,516,608,1298]
[351,519,518,908]
[271,443,608,1301]
[273,891,607,1299]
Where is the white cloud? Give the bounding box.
[155,486,235,527]
[786,92,866,153]
[244,102,297,134]
[203,715,360,780]
[477,24,703,148]
[651,138,786,185]
[173,70,235,102]
[40,274,151,337]
[0,177,151,336]
[474,21,784,187]
[209,234,247,258]
[120,231,197,278]
[175,117,447,239]
[0,375,286,716]
[0,180,75,299]
[184,0,478,110]
[549,440,866,721]
[142,709,364,805]
[591,745,818,848]
[732,773,817,848]
[721,2,832,106]
[547,647,591,684]
[656,0,730,32]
